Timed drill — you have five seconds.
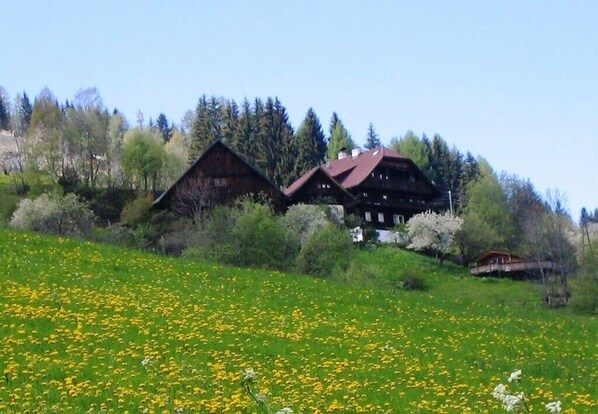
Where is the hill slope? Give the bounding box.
[0,228,596,413]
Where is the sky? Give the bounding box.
[1,0,596,220]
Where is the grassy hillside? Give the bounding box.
[0,228,596,413]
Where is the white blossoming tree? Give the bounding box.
[406,210,463,265]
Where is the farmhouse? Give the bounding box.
[153,140,286,214]
[155,142,444,228]
[469,251,557,278]
[285,147,444,229]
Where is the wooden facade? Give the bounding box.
[153,141,286,213]
[285,147,444,229]
[469,251,556,278]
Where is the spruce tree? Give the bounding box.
[221,99,238,146]
[0,93,9,131]
[327,118,354,160]
[364,122,381,149]
[329,112,340,137]
[155,113,172,142]
[189,95,218,161]
[258,97,295,186]
[294,108,327,177]
[232,98,256,161]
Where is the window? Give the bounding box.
[382,194,388,200]
[214,178,228,187]
[393,214,405,225]
[365,211,372,222]
[378,212,384,223]
[363,192,368,197]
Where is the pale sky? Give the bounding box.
[1,0,596,220]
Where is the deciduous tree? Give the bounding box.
[407,210,463,265]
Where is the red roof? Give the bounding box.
[322,147,407,188]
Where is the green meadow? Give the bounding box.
[0,228,596,413]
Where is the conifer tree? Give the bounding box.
[294,108,327,177]
[364,122,381,149]
[329,112,340,138]
[221,99,238,146]
[0,92,10,130]
[232,98,256,161]
[155,113,172,142]
[327,119,354,160]
[189,95,219,161]
[258,97,295,186]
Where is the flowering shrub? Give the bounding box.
[10,193,95,237]
[406,210,462,264]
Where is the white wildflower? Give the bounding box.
[243,367,256,381]
[141,358,151,367]
[508,369,522,383]
[545,400,562,414]
[493,384,508,400]
[502,392,524,412]
[255,393,267,403]
[175,407,184,413]
[275,408,294,414]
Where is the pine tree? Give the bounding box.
[221,99,239,146]
[155,113,172,142]
[258,97,295,186]
[329,112,340,137]
[327,118,354,160]
[232,98,255,160]
[294,108,327,178]
[364,122,381,149]
[0,93,10,130]
[189,95,219,161]
[20,92,32,129]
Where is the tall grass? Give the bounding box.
[0,228,595,413]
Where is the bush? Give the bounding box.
[297,224,352,277]
[187,201,300,271]
[282,204,329,246]
[231,201,299,270]
[10,193,96,237]
[120,193,154,227]
[569,246,598,315]
[398,274,428,291]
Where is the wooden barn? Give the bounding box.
[153,141,286,215]
[469,251,557,278]
[285,147,444,229]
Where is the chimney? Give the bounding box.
[351,147,361,158]
[338,151,348,160]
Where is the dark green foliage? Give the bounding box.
[0,93,10,130]
[75,186,137,224]
[155,113,172,142]
[293,108,327,178]
[189,201,300,271]
[257,97,296,186]
[364,122,381,149]
[297,224,353,277]
[189,95,219,160]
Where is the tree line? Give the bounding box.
[0,85,589,271]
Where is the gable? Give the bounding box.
[154,141,285,211]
